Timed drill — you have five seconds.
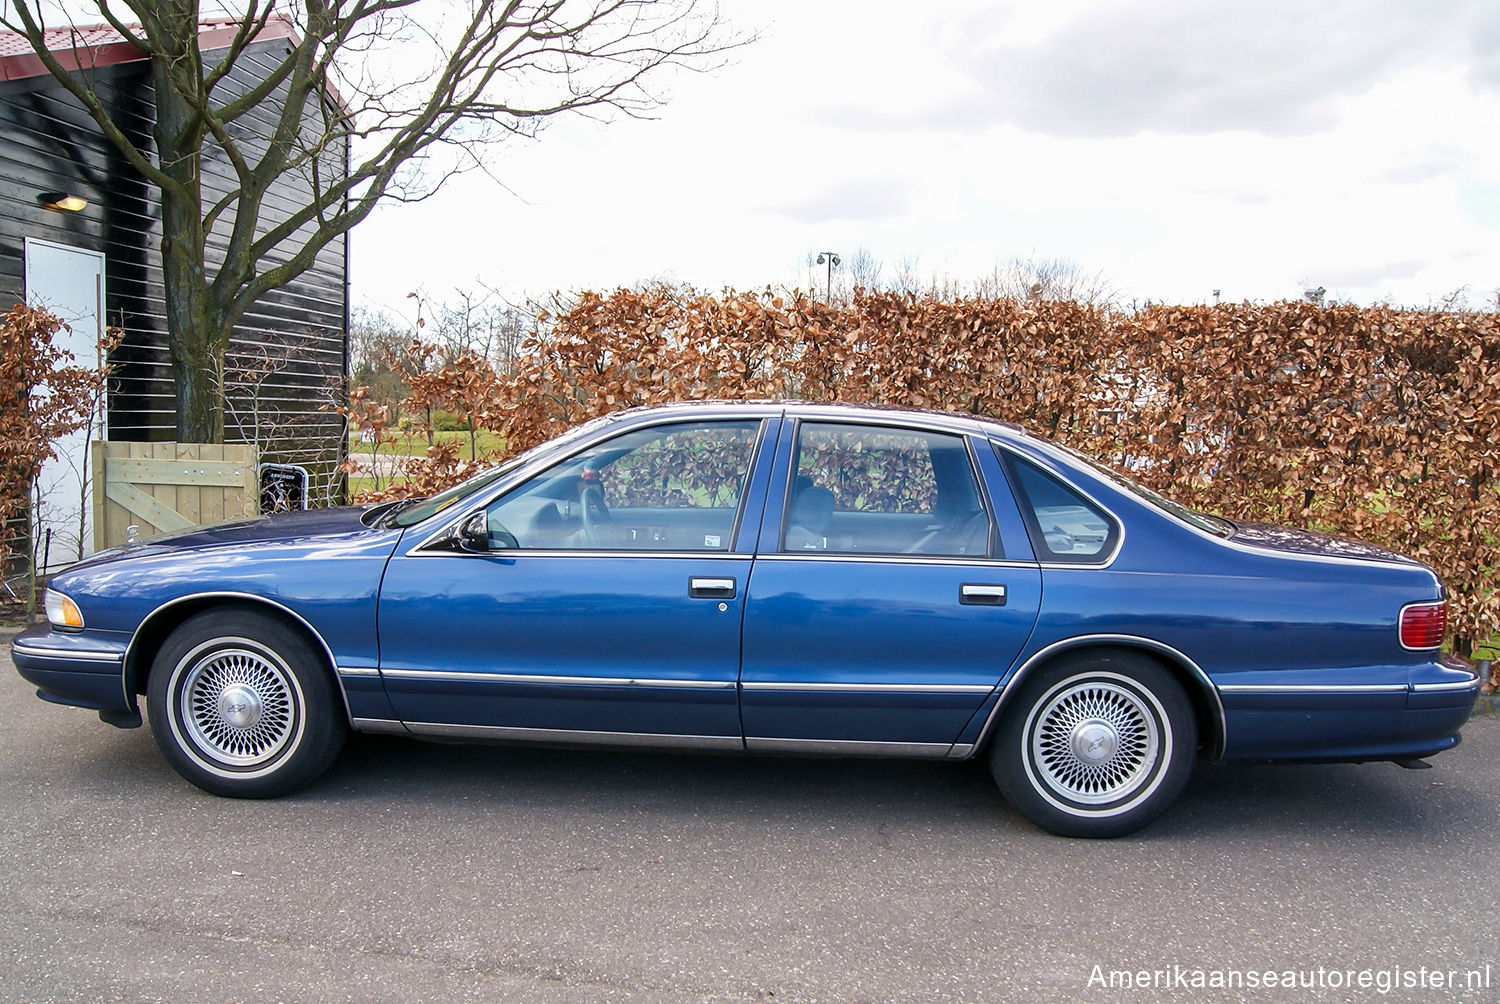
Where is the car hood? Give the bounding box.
[71,505,393,567]
[1228,522,1422,565]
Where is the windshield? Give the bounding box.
[389,414,619,527]
[1048,442,1234,538]
[386,466,511,527]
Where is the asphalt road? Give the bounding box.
[3,635,1497,1003]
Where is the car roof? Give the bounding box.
[607,400,1030,442]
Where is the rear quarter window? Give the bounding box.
[1005,454,1119,562]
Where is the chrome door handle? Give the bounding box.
[689,577,736,599]
[960,583,1007,606]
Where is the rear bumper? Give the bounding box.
[1395,659,1481,759]
[1218,657,1479,763]
[11,624,130,713]
[1406,657,1482,709]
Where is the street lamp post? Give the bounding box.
[815,251,840,302]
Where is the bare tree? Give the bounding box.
[349,306,410,385]
[1431,285,1472,312]
[802,251,823,298]
[972,256,1116,306]
[890,253,922,295]
[3,0,745,442]
[844,246,882,292]
[925,271,965,301]
[429,286,532,372]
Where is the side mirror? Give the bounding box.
[458,512,490,553]
[455,511,518,552]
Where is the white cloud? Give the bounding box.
[865,0,1500,138]
[351,0,1500,312]
[764,178,910,223]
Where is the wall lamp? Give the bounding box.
[37,192,88,213]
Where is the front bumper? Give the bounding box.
[11,623,131,714]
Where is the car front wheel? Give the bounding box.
[147,608,347,798]
[990,653,1196,838]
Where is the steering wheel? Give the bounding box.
[579,480,613,546]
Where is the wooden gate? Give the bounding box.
[92,442,259,552]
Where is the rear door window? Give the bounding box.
[784,423,991,556]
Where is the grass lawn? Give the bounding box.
[347,428,506,460]
[344,428,506,501]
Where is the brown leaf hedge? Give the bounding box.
[0,304,116,593]
[354,287,1500,664]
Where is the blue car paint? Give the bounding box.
[13,505,403,722]
[377,551,751,736]
[12,402,1479,772]
[987,433,1470,760]
[739,556,1042,745]
[738,425,1044,747]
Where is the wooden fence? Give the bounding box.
[92,442,259,552]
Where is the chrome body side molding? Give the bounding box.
[381,668,737,690]
[1409,678,1479,693]
[337,666,381,678]
[1217,684,1406,695]
[744,737,953,758]
[740,681,993,694]
[403,721,745,751]
[351,718,410,735]
[11,642,123,664]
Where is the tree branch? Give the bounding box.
[0,1,185,197]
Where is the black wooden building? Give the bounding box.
[0,20,349,559]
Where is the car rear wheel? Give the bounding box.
[147,608,346,798]
[990,652,1196,838]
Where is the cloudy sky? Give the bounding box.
[351,0,1500,316]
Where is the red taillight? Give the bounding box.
[1400,601,1447,649]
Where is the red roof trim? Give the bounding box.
[0,18,298,83]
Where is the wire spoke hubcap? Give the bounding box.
[180,648,297,768]
[1032,680,1160,805]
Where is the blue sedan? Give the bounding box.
[12,403,1480,836]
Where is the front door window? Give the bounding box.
[485,420,761,551]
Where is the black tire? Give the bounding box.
[990,652,1196,838]
[146,608,347,798]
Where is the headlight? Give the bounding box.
[44,589,84,630]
